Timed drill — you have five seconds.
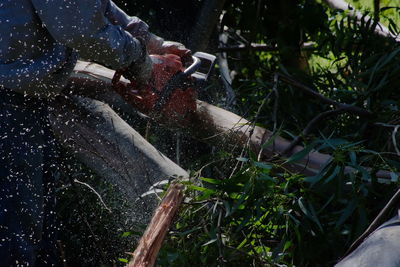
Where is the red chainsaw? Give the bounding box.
[111,52,216,122]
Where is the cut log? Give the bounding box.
[48,94,189,222]
[65,61,396,182]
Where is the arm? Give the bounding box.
[103,0,190,57]
[31,0,144,69]
[103,1,162,51]
[104,0,149,38]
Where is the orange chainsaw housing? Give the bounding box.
[112,54,197,121]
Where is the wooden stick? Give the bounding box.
[128,183,185,267]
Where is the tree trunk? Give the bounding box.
[62,61,395,182]
[188,0,227,51]
[48,93,188,222]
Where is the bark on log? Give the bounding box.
[48,93,188,222]
[66,61,396,182]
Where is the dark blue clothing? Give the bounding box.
[0,0,153,265]
[0,90,60,266]
[0,0,149,97]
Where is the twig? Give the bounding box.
[229,82,273,178]
[217,206,226,266]
[176,132,181,165]
[281,108,347,155]
[258,73,279,161]
[74,179,112,213]
[373,0,380,23]
[343,187,400,258]
[217,42,316,52]
[277,73,372,117]
[392,125,400,156]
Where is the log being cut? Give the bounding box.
[62,61,395,182]
[48,85,189,222]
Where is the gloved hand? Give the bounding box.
[125,19,190,57]
[144,33,191,58]
[120,38,153,85]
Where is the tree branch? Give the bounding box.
[282,108,348,155]
[278,73,372,117]
[128,183,184,267]
[217,42,316,52]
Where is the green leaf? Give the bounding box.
[256,173,274,182]
[349,164,371,182]
[236,157,249,162]
[390,172,399,183]
[121,231,131,237]
[261,126,283,149]
[118,258,128,263]
[349,151,357,165]
[253,161,273,170]
[187,185,216,194]
[283,241,292,251]
[223,200,232,217]
[286,141,318,163]
[200,177,222,185]
[298,197,323,232]
[323,165,341,184]
[336,199,358,228]
[202,238,217,246]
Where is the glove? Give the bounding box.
[125,18,190,57]
[121,38,153,85]
[146,33,191,58]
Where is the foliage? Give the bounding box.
[158,141,398,266]
[157,1,400,266]
[59,0,400,266]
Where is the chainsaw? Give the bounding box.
[111,52,216,122]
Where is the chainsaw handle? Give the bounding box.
[183,56,201,76]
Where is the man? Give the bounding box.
[0,0,189,266]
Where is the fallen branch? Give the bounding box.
[128,183,185,267]
[67,61,396,182]
[218,42,316,52]
[278,73,372,117]
[281,108,348,155]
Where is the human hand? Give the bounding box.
[118,37,153,86]
[146,33,191,58]
[128,54,153,85]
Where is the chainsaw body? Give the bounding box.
[112,52,216,121]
